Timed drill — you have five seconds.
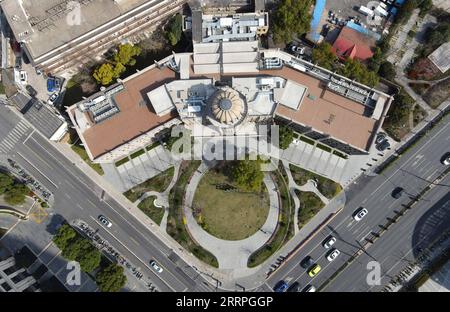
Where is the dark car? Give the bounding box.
[300,256,315,269]
[287,281,300,292]
[25,85,37,97]
[391,187,404,199]
[441,152,450,165]
[376,139,390,152]
[376,132,386,144]
[273,280,289,292]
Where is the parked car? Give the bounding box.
[47,77,60,92]
[441,153,450,165]
[300,256,315,269]
[376,132,386,144]
[308,264,321,277]
[287,281,300,292]
[26,85,38,97]
[273,280,289,292]
[47,93,59,105]
[19,71,27,84]
[98,215,112,228]
[326,248,341,262]
[391,187,404,199]
[376,139,390,151]
[291,45,305,54]
[302,284,316,292]
[322,236,337,249]
[149,260,163,273]
[353,207,368,221]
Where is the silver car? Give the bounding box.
[353,208,368,221]
[98,215,112,228]
[326,248,340,262]
[149,260,163,273]
[322,236,337,249]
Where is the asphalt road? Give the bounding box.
[0,104,214,292]
[266,113,450,292]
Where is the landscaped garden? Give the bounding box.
[123,167,174,203]
[289,164,342,199]
[166,160,219,268]
[247,164,295,267]
[192,166,270,241]
[295,189,325,229]
[137,196,165,225]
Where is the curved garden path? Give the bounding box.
[183,162,280,269]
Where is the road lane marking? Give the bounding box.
[23,130,35,144]
[16,152,58,189]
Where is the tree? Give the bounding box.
[53,224,77,250]
[166,14,183,46]
[0,173,13,194]
[77,247,101,272]
[418,0,432,17]
[426,23,450,48]
[96,264,127,292]
[278,125,294,150]
[93,63,115,85]
[113,44,141,66]
[378,61,396,81]
[4,183,28,206]
[387,89,414,124]
[367,47,383,72]
[231,158,264,192]
[272,0,313,44]
[311,42,337,70]
[338,58,379,87]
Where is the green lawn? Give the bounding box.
[71,145,104,175]
[123,167,174,202]
[193,169,270,241]
[289,164,342,199]
[137,196,165,225]
[247,164,294,268]
[296,190,325,229]
[167,160,219,268]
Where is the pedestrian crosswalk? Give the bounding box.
[0,120,30,154]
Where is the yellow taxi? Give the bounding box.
[308,264,321,277]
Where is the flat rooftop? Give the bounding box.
[1,0,150,60]
[428,42,450,73]
[269,67,376,151]
[71,66,177,159]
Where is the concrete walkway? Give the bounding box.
[183,161,280,270]
[136,161,181,230]
[282,160,329,234]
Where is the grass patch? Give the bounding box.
[167,160,219,268]
[296,190,325,229]
[413,105,428,127]
[289,164,342,199]
[333,150,348,159]
[130,149,145,160]
[137,196,165,225]
[0,83,5,94]
[71,144,104,175]
[115,157,130,167]
[146,142,160,151]
[409,83,430,96]
[316,143,332,153]
[123,167,174,203]
[299,136,315,145]
[192,168,270,240]
[247,164,295,267]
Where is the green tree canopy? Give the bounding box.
[0,173,13,194]
[272,0,313,44]
[278,125,294,150]
[311,42,337,70]
[166,14,183,46]
[113,44,141,66]
[53,224,77,250]
[378,61,396,81]
[77,247,101,272]
[338,58,379,87]
[96,264,127,292]
[231,158,264,192]
[93,63,115,85]
[4,183,28,206]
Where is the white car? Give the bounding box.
[149,260,163,273]
[19,71,28,84]
[442,153,450,165]
[326,249,340,262]
[353,208,368,221]
[322,236,337,249]
[98,215,112,228]
[47,93,59,105]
